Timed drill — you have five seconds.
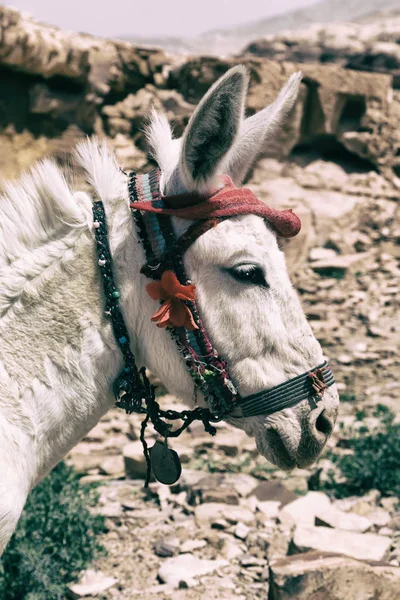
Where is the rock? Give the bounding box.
[257,501,281,520]
[388,513,400,531]
[293,526,392,562]
[68,452,103,474]
[180,539,207,553]
[250,481,297,506]
[264,525,294,561]
[99,455,125,476]
[270,551,400,600]
[84,423,107,442]
[240,555,267,568]
[280,492,331,527]
[311,253,370,275]
[242,15,400,83]
[68,570,118,598]
[234,523,250,541]
[201,488,239,505]
[154,538,180,558]
[367,509,391,528]
[187,473,240,505]
[123,441,148,479]
[309,247,338,262]
[97,501,122,518]
[230,474,259,498]
[222,537,244,560]
[315,505,372,533]
[158,554,228,588]
[194,503,255,527]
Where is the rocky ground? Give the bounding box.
[65,396,400,599]
[0,5,399,599]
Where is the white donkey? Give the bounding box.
[0,66,339,553]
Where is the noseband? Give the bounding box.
[93,169,335,485]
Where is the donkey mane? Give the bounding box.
[0,140,126,321]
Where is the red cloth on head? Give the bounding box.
[131,177,301,238]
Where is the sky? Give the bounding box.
[5,0,319,38]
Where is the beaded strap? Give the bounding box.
[93,201,148,414]
[92,198,220,486]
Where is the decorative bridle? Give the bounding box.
[92,169,335,486]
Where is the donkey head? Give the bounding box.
[145,66,339,470]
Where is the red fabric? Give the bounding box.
[131,177,301,238]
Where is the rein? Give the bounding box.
[92,169,335,486]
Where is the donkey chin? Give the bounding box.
[228,385,339,471]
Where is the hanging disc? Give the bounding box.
[149,441,182,485]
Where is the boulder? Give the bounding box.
[293,526,392,562]
[158,554,228,587]
[68,570,118,598]
[270,551,400,600]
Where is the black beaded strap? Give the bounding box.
[92,200,219,486]
[93,201,148,414]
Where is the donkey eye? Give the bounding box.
[227,265,268,287]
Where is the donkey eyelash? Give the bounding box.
[224,264,269,288]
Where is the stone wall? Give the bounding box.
[1,5,400,182]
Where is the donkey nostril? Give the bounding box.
[315,409,333,437]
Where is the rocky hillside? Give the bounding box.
[0,5,399,599]
[242,11,400,86]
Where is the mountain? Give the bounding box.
[121,0,400,56]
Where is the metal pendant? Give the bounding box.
[150,440,182,485]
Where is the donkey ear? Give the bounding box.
[179,65,249,192]
[225,71,302,184]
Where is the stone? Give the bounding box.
[280,491,331,527]
[388,513,400,531]
[309,247,338,262]
[270,551,400,600]
[68,453,103,474]
[293,526,392,562]
[123,441,148,479]
[234,523,250,541]
[180,539,207,553]
[68,570,118,598]
[99,455,125,476]
[367,508,391,528]
[315,505,372,533]
[154,538,180,557]
[250,481,297,506]
[264,525,294,561]
[240,554,267,568]
[230,474,259,498]
[158,554,228,588]
[222,538,244,560]
[84,423,107,442]
[194,503,255,527]
[311,253,370,275]
[201,488,239,505]
[257,500,281,520]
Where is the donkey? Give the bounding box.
[0,65,339,553]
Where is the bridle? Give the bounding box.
[92,169,335,485]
